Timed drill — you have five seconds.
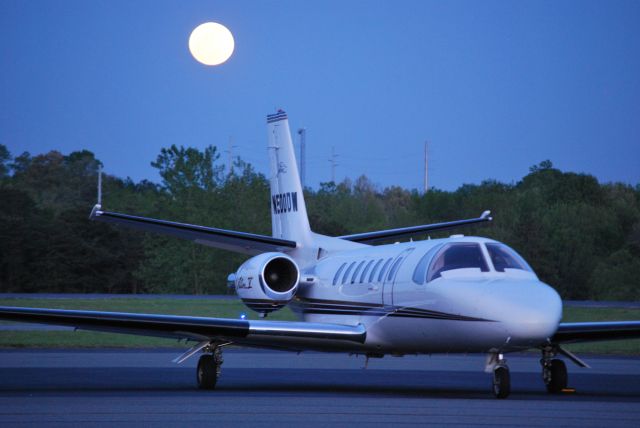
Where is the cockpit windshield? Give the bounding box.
[426,243,489,282]
[485,243,533,273]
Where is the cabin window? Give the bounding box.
[342,262,357,285]
[333,263,347,286]
[387,257,404,281]
[368,259,383,283]
[412,244,444,285]
[351,261,366,284]
[426,243,489,282]
[377,258,393,282]
[360,260,375,283]
[486,243,533,273]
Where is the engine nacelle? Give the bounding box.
[234,252,300,314]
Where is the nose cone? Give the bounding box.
[499,281,562,347]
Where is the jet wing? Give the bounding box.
[339,211,493,244]
[89,204,297,255]
[552,321,640,344]
[0,306,366,351]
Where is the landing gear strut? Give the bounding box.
[541,347,567,393]
[491,353,510,399]
[197,346,223,390]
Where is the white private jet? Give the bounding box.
[1,110,639,398]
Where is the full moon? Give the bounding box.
[188,22,235,66]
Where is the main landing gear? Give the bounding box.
[487,348,570,398]
[197,346,223,390]
[541,347,568,393]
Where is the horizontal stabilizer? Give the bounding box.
[339,211,493,244]
[552,321,640,343]
[89,204,297,255]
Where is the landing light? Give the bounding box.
[240,313,246,320]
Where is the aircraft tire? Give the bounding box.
[545,359,567,393]
[197,354,218,390]
[492,366,510,399]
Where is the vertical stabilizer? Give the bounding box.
[267,110,312,246]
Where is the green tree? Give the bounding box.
[10,150,102,213]
[2,146,639,300]
[151,145,222,196]
[588,249,640,300]
[0,187,46,291]
[0,150,147,293]
[137,144,237,294]
[0,144,11,179]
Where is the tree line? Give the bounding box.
[1,144,638,300]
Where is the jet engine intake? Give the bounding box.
[234,252,300,314]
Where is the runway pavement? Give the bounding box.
[1,349,639,427]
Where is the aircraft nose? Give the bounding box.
[498,281,562,347]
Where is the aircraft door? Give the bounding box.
[391,244,444,308]
[340,258,384,306]
[382,248,414,306]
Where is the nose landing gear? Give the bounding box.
[541,347,568,393]
[487,353,511,399]
[493,365,511,399]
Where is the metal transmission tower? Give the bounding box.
[226,137,238,175]
[297,128,306,188]
[329,146,339,183]
[424,140,429,194]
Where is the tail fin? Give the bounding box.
[267,110,312,246]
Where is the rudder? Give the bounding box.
[267,110,312,247]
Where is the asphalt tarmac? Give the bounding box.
[0,349,639,427]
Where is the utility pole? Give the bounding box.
[424,140,429,194]
[297,128,306,188]
[329,146,338,183]
[97,165,103,205]
[226,137,238,175]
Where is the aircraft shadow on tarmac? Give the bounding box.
[1,368,639,402]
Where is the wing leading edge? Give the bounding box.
[0,306,366,350]
[90,204,296,255]
[552,321,640,344]
[339,211,493,244]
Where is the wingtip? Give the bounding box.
[89,204,102,220]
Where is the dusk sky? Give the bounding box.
[2,0,639,191]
